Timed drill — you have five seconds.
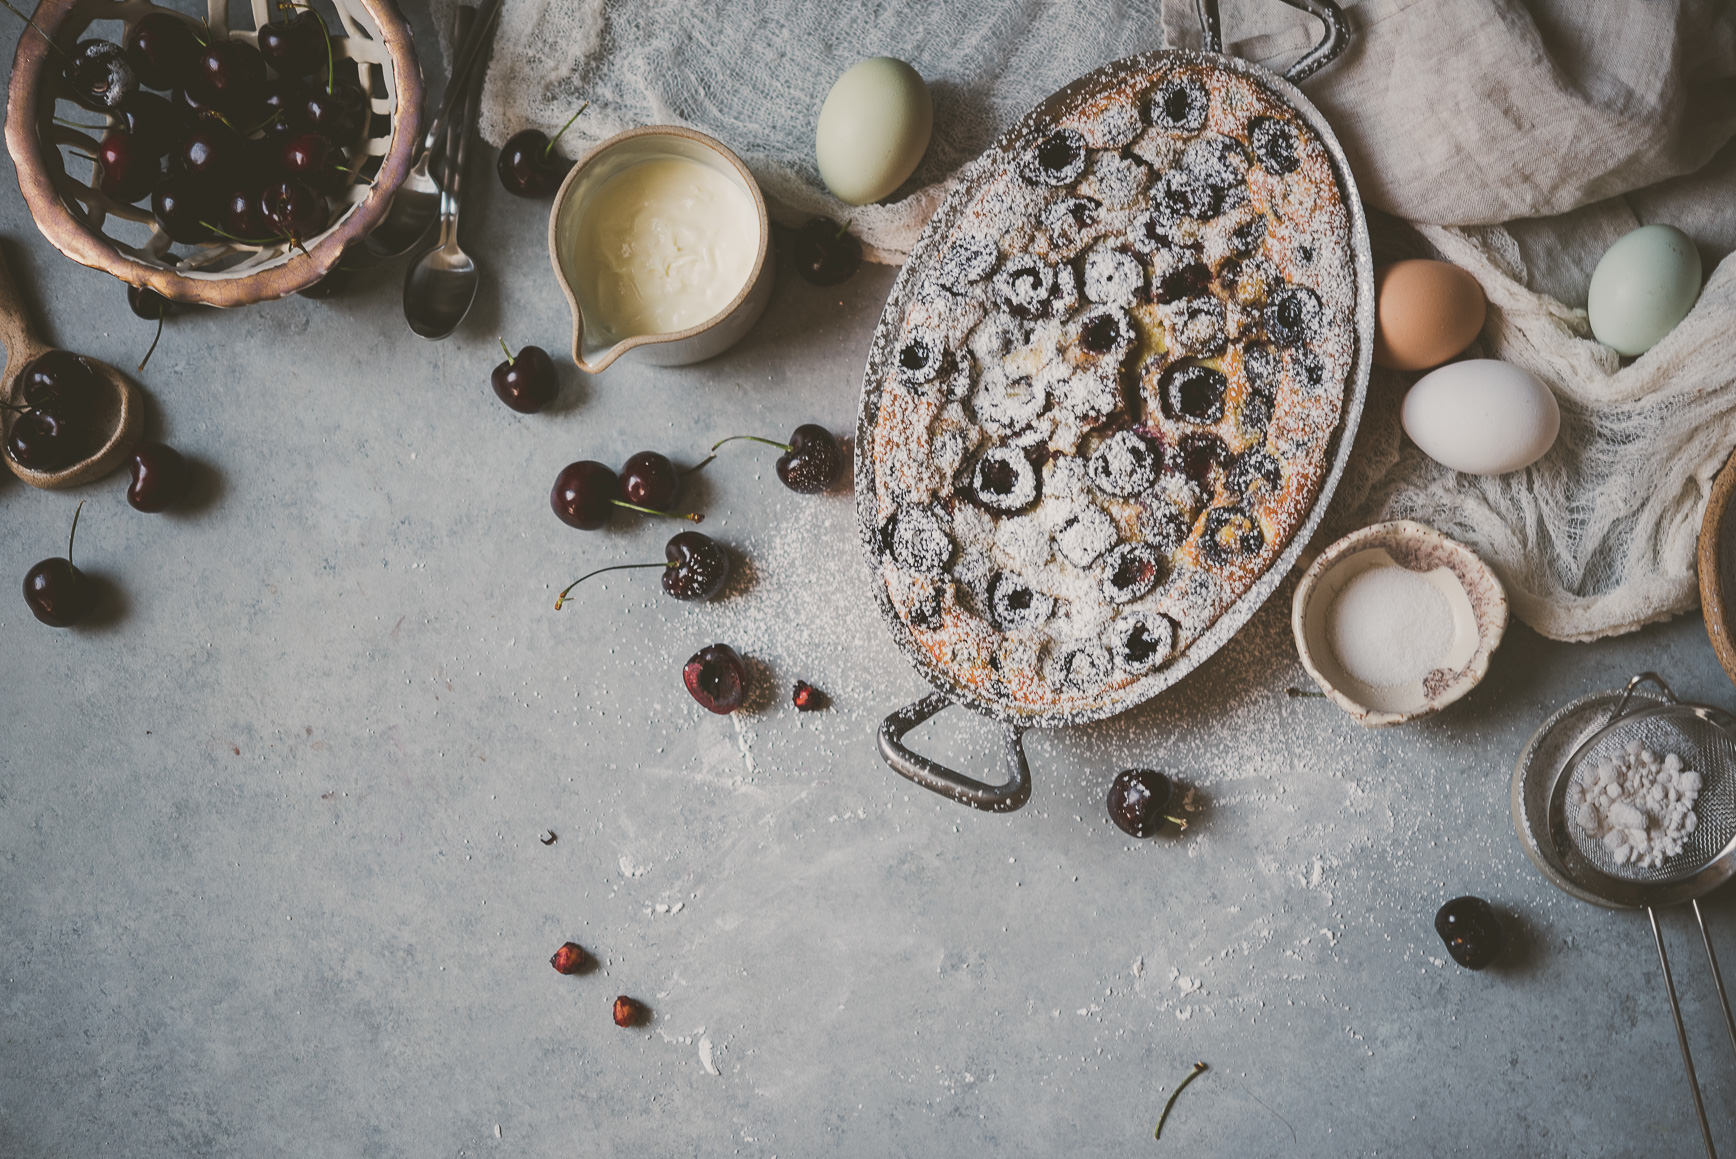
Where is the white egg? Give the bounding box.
[1587,224,1702,357]
[1401,359,1560,476]
[815,57,932,206]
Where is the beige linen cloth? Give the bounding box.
[467,0,1736,640]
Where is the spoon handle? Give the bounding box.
[422,0,500,174]
[0,243,51,398]
[437,13,483,249]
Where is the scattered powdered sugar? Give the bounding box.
[1325,566,1454,688]
[1569,743,1702,869]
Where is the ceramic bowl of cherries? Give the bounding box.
[5,0,419,304]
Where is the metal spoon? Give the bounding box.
[402,14,483,340]
[365,0,497,259]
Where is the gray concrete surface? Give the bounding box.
[4,43,1736,1159]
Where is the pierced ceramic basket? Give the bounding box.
[5,0,421,305]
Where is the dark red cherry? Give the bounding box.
[705,424,840,494]
[684,643,747,714]
[1107,768,1185,837]
[152,173,215,244]
[66,39,137,112]
[21,349,102,412]
[6,409,85,471]
[125,12,203,91]
[496,107,585,196]
[118,92,183,158]
[278,130,329,177]
[190,38,267,116]
[496,129,568,197]
[619,451,678,510]
[491,341,557,413]
[127,442,187,512]
[22,504,94,627]
[660,531,729,600]
[552,531,728,609]
[261,178,328,241]
[258,76,305,131]
[301,75,367,142]
[258,9,329,78]
[1435,897,1505,970]
[788,217,861,286]
[219,186,269,239]
[175,122,243,181]
[550,460,620,530]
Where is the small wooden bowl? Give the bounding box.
[1697,448,1736,687]
[1292,520,1509,727]
[5,0,420,306]
[0,246,140,488]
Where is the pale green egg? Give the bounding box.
[1586,223,1702,357]
[815,57,933,206]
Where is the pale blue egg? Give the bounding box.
[1587,224,1702,357]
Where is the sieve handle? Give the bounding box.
[1693,898,1736,1061]
[1194,0,1349,83]
[1648,906,1718,1159]
[1608,672,1678,722]
[878,693,1031,813]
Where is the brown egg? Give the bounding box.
[1372,259,1487,371]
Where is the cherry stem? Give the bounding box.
[1165,814,1188,832]
[53,116,107,131]
[67,499,84,565]
[835,217,852,240]
[543,102,589,158]
[1154,1062,1207,1140]
[0,0,65,57]
[612,498,702,522]
[554,561,672,609]
[138,313,163,372]
[497,337,515,366]
[709,434,792,454]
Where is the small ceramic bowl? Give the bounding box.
[1291,520,1509,727]
[547,126,773,374]
[1698,446,1736,688]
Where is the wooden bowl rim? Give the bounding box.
[1696,445,1736,685]
[4,0,422,307]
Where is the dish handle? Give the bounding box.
[1194,0,1349,83]
[877,692,1031,813]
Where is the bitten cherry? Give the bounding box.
[683,643,747,714]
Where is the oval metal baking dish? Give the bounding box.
[855,0,1372,811]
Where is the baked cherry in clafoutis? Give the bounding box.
[22,502,95,628]
[491,340,557,413]
[553,531,730,608]
[702,424,840,494]
[497,104,587,197]
[551,460,702,530]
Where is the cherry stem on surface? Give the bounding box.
[66,499,84,565]
[1153,1062,1207,1141]
[554,561,673,609]
[138,313,163,372]
[1165,814,1188,831]
[613,498,702,522]
[544,102,589,158]
[694,433,792,470]
[835,218,852,240]
[496,337,515,365]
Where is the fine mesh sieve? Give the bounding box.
[1518,673,1736,1159]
